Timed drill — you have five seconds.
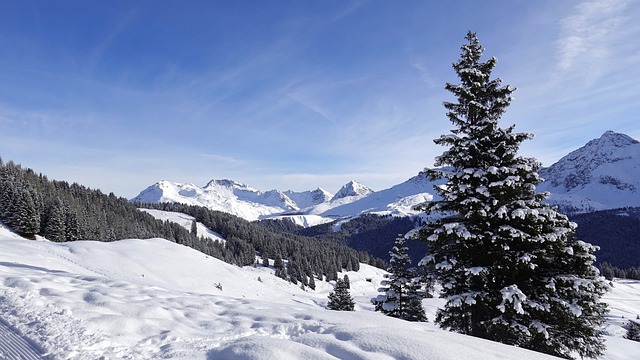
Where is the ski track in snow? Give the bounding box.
[0,316,45,360]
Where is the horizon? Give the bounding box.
[1,1,639,198]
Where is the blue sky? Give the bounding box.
[1,0,639,198]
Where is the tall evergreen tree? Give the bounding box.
[374,236,427,322]
[16,184,41,238]
[418,32,608,359]
[274,253,287,280]
[190,219,197,236]
[44,198,66,242]
[327,278,355,311]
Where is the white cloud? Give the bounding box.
[409,58,438,88]
[556,0,631,82]
[197,153,244,164]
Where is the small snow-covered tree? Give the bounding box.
[374,236,427,322]
[626,321,640,342]
[418,32,608,359]
[327,278,354,311]
[274,253,287,280]
[190,219,197,236]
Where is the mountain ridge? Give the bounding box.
[132,130,640,222]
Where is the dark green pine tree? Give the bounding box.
[44,198,66,242]
[15,184,41,238]
[342,274,350,289]
[374,236,427,322]
[274,253,287,280]
[64,205,80,241]
[625,320,640,342]
[190,219,197,236]
[308,273,316,290]
[327,278,355,311]
[418,32,607,359]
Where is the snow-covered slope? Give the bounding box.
[139,208,225,242]
[538,131,640,213]
[310,171,441,218]
[1,220,639,359]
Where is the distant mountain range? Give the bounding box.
[131,131,640,224]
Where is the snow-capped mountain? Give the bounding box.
[538,131,640,214]
[330,180,374,201]
[283,188,333,209]
[308,171,441,218]
[131,131,640,224]
[131,175,437,225]
[131,179,298,221]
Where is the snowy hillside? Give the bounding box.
[538,131,640,213]
[310,171,442,218]
[1,218,639,359]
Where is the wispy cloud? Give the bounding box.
[0,104,95,131]
[286,91,336,123]
[88,9,138,69]
[556,0,631,82]
[329,0,370,23]
[197,153,244,164]
[409,58,438,88]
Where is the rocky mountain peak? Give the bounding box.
[330,180,374,201]
[204,179,250,190]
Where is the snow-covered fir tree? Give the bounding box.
[273,254,287,280]
[327,277,354,311]
[190,219,197,236]
[374,235,427,322]
[626,320,640,342]
[44,203,66,242]
[417,32,608,359]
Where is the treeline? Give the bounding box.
[0,158,196,244]
[571,207,640,269]
[598,262,640,281]
[0,158,345,276]
[258,214,425,266]
[136,202,383,287]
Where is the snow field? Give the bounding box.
[1,218,639,359]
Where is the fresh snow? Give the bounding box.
[140,208,225,242]
[270,214,335,228]
[1,216,639,359]
[308,171,440,219]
